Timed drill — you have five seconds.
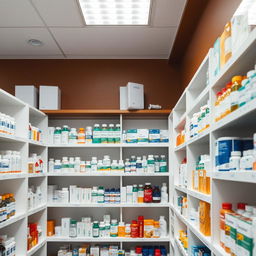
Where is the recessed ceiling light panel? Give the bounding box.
[78,0,151,25]
[27,39,43,46]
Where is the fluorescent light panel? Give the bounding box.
[79,0,151,25]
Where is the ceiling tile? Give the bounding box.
[151,0,187,27]
[50,27,176,58]
[0,28,63,56]
[32,0,84,27]
[0,0,44,27]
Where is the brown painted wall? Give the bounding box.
[179,0,241,88]
[0,59,181,109]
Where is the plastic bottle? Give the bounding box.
[152,186,161,203]
[110,219,118,237]
[136,157,143,173]
[118,160,124,172]
[54,160,62,173]
[85,161,91,172]
[103,155,111,171]
[159,155,167,172]
[101,124,108,144]
[125,224,131,237]
[229,151,241,171]
[144,183,153,203]
[78,128,85,144]
[137,184,144,203]
[246,150,254,171]
[115,124,121,144]
[61,125,69,144]
[99,222,105,237]
[92,221,99,238]
[131,220,139,238]
[74,157,81,172]
[118,222,125,237]
[70,220,77,238]
[142,156,147,172]
[138,216,144,238]
[130,156,137,173]
[136,247,142,256]
[147,155,155,173]
[85,126,93,144]
[69,157,75,172]
[93,124,101,143]
[92,187,98,203]
[111,160,118,171]
[132,185,138,203]
[154,156,160,172]
[159,216,167,237]
[125,159,131,173]
[153,221,160,238]
[69,128,77,144]
[108,124,115,144]
[236,203,247,215]
[220,203,233,252]
[91,157,97,172]
[54,127,62,144]
[240,151,247,170]
[161,183,168,203]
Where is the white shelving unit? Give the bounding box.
[0,89,171,255]
[169,28,256,256]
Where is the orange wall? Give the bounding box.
[0,59,181,109]
[180,0,241,88]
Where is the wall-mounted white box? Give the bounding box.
[119,86,128,110]
[127,82,144,110]
[39,85,61,110]
[15,85,38,108]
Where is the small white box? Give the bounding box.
[15,85,38,108]
[121,187,127,203]
[90,247,99,256]
[39,85,61,110]
[61,218,71,237]
[119,86,128,110]
[127,82,144,110]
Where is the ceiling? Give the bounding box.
[0,0,187,59]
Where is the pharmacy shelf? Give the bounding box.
[211,28,256,90]
[0,212,26,229]
[186,128,210,146]
[174,185,187,194]
[47,143,169,148]
[29,105,46,118]
[212,171,256,184]
[28,140,46,147]
[212,98,256,132]
[28,173,46,178]
[27,238,46,256]
[174,112,186,130]
[47,172,169,177]
[47,236,170,242]
[0,133,27,143]
[47,203,170,208]
[174,238,188,256]
[0,173,27,180]
[0,89,26,107]
[212,244,229,256]
[187,189,211,204]
[28,204,47,216]
[174,143,186,152]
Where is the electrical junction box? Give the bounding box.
[127,82,144,110]
[39,85,61,110]
[15,85,38,108]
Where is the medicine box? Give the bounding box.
[61,218,71,237]
[15,85,38,108]
[39,85,61,110]
[127,82,144,110]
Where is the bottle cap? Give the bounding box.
[222,203,232,210]
[237,203,247,210]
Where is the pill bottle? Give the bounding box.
[229,151,241,171]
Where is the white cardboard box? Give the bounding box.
[127,82,144,110]
[119,86,128,110]
[39,85,61,110]
[15,85,38,108]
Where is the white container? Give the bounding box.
[119,86,128,110]
[61,218,71,237]
[127,82,144,110]
[15,85,38,108]
[39,85,61,110]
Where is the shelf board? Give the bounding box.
[47,203,170,208]
[174,185,187,194]
[0,173,27,181]
[186,128,210,146]
[212,171,256,183]
[27,238,46,256]
[187,189,212,203]
[212,244,229,256]
[43,109,171,119]
[28,204,47,216]
[28,173,46,178]
[28,140,46,147]
[175,238,188,256]
[47,143,169,148]
[0,212,26,229]
[47,236,170,242]
[0,89,26,107]
[47,172,169,177]
[0,133,27,143]
[174,142,186,152]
